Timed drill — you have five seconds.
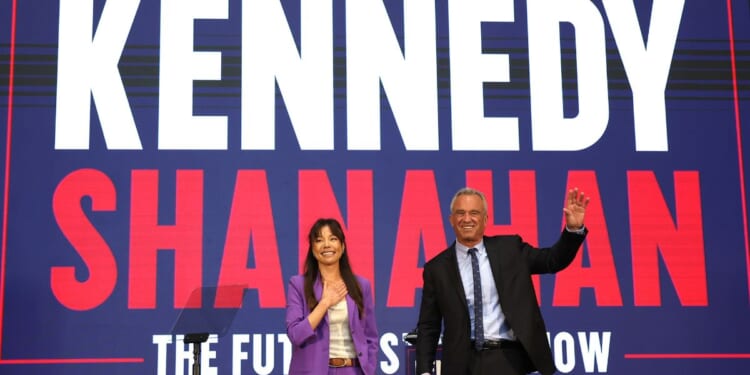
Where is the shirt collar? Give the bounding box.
[455,239,485,256]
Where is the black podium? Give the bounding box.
[170,285,246,375]
[403,329,443,375]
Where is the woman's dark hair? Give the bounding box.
[303,218,364,318]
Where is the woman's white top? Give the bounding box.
[327,299,357,358]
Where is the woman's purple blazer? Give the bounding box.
[285,275,379,375]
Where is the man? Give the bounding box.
[415,187,589,375]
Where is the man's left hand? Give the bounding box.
[563,187,589,230]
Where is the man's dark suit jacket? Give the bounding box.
[415,229,587,375]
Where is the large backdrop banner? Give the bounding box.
[1,1,750,374]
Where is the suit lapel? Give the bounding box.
[346,293,357,324]
[485,237,506,297]
[446,243,470,313]
[313,278,329,325]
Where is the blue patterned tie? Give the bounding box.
[468,248,484,350]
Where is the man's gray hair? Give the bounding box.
[449,187,488,213]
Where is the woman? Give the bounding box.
[286,218,378,375]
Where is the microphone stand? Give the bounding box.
[184,333,209,375]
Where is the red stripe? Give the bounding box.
[726,0,750,304]
[0,3,146,366]
[626,353,750,359]
[0,0,19,359]
[0,358,144,365]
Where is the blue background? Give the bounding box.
[1,1,750,374]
